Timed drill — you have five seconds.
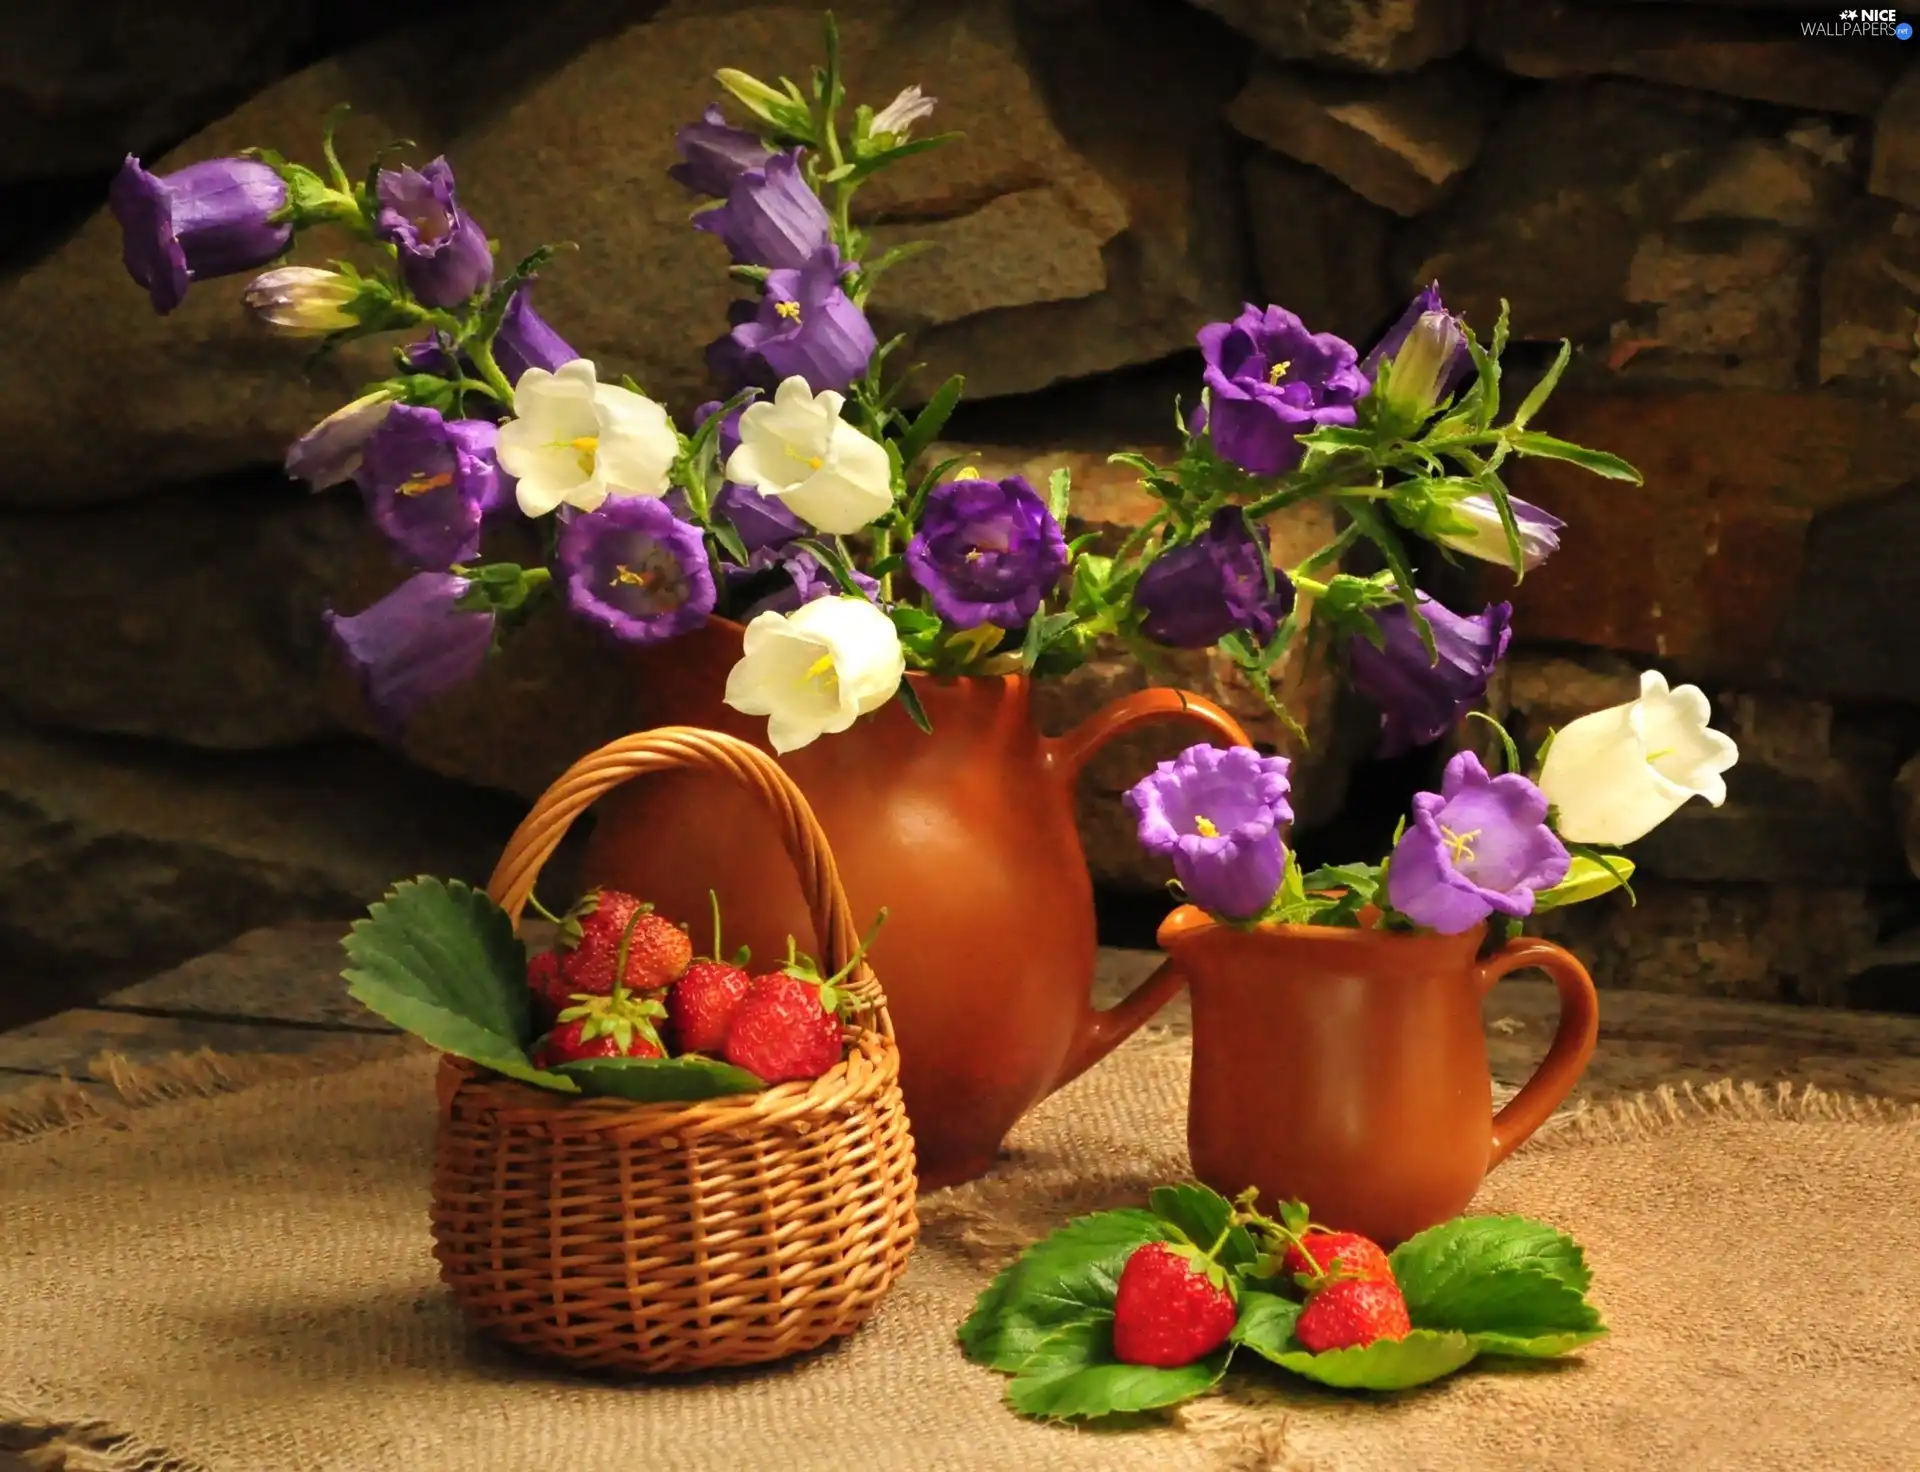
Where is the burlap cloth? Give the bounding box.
[3,1030,1917,1472]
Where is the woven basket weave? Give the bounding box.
[428,726,919,1375]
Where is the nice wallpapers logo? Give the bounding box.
[1806,7,1914,37]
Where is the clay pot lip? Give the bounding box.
[1156,902,1489,953]
[699,614,1031,692]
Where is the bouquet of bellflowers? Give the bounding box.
[111,15,1643,761]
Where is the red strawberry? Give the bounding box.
[668,960,754,1055]
[526,950,570,1024]
[1281,1230,1394,1288]
[529,988,668,1070]
[532,1015,664,1069]
[557,889,692,996]
[1111,1241,1238,1367]
[1294,1278,1412,1354]
[723,974,844,1082]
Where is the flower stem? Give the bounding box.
[466,337,516,413]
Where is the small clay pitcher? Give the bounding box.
[1157,904,1600,1246]
[578,618,1252,1190]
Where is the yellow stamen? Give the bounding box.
[1194,816,1219,838]
[957,465,980,479]
[1267,360,1292,385]
[803,652,837,688]
[611,564,652,588]
[563,434,599,477]
[781,440,826,473]
[396,471,454,497]
[1440,825,1481,865]
[1646,747,1674,762]
[774,299,802,321]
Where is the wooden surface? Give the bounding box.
[5,922,1920,1108]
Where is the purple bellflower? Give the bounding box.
[1192,305,1371,477]
[1385,750,1571,935]
[1133,507,1295,650]
[375,159,494,309]
[905,475,1068,630]
[324,573,495,735]
[109,154,291,315]
[1126,744,1296,920]
[1347,594,1512,757]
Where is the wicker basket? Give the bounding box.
[428,726,919,1375]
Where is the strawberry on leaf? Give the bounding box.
[958,1208,1178,1374]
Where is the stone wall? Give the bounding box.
[1,0,1917,1019]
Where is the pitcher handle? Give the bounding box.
[1041,688,1252,1092]
[1476,937,1601,1168]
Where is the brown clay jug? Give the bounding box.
[579,617,1252,1189]
[1157,904,1600,1246]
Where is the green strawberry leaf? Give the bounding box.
[957,1208,1176,1373]
[341,877,577,1093]
[1467,1327,1609,1360]
[1003,1318,1232,1421]
[1391,1214,1592,1295]
[1147,1183,1259,1269]
[1230,1289,1302,1352]
[1390,1218,1603,1341]
[1249,1329,1480,1391]
[556,1055,766,1102]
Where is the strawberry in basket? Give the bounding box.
[666,892,755,1056]
[532,896,680,1065]
[721,916,887,1084]
[557,888,692,996]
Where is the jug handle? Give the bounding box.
[1042,687,1253,1093]
[1476,938,1601,1167]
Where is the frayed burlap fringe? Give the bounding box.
[1520,1078,1920,1151]
[0,1041,412,1145]
[0,1408,200,1472]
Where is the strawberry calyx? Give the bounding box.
[1228,1191,1374,1294]
[774,908,890,1017]
[556,987,668,1055]
[1159,1236,1238,1298]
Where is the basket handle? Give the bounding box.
[483,725,889,1034]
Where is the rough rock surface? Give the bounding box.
[1228,61,1495,216]
[1868,58,1920,209]
[1242,150,1396,346]
[1489,391,1920,676]
[0,713,538,1018]
[1400,80,1776,349]
[1189,0,1470,73]
[1477,0,1904,116]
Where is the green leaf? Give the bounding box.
[894,678,934,735]
[1006,1339,1231,1421]
[1230,1289,1302,1355]
[1468,1327,1608,1360]
[906,454,967,524]
[1531,853,1634,911]
[1146,1184,1259,1269]
[1047,466,1072,523]
[957,1208,1176,1372]
[558,1054,764,1102]
[895,373,964,472]
[1466,710,1523,776]
[1511,340,1572,431]
[1017,611,1080,673]
[794,537,874,595]
[1505,432,1643,482]
[1392,1214,1593,1298]
[1390,1216,1602,1343]
[341,877,577,1094]
[1249,1329,1480,1391]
